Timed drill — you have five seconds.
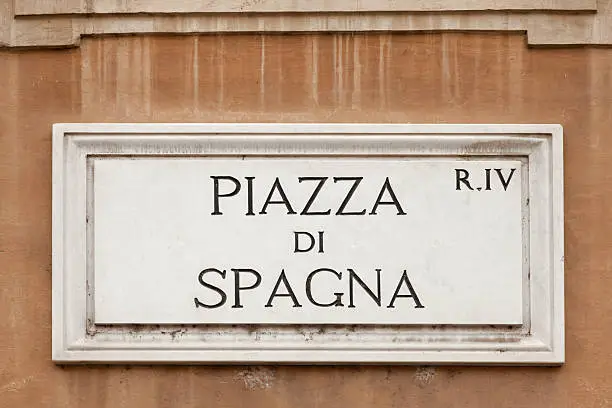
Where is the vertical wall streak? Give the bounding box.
[193,36,200,112]
[260,34,265,110]
[354,35,362,109]
[217,35,225,109]
[378,35,385,110]
[311,36,319,107]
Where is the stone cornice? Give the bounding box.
[1,0,611,48]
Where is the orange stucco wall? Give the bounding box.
[1,33,611,407]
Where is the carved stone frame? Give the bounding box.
[52,123,564,365]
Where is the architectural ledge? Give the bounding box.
[1,0,612,48]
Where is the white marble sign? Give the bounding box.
[52,124,564,364]
[94,158,523,325]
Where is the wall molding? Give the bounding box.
[2,0,611,48]
[13,0,599,15]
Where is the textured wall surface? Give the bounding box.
[1,32,612,407]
